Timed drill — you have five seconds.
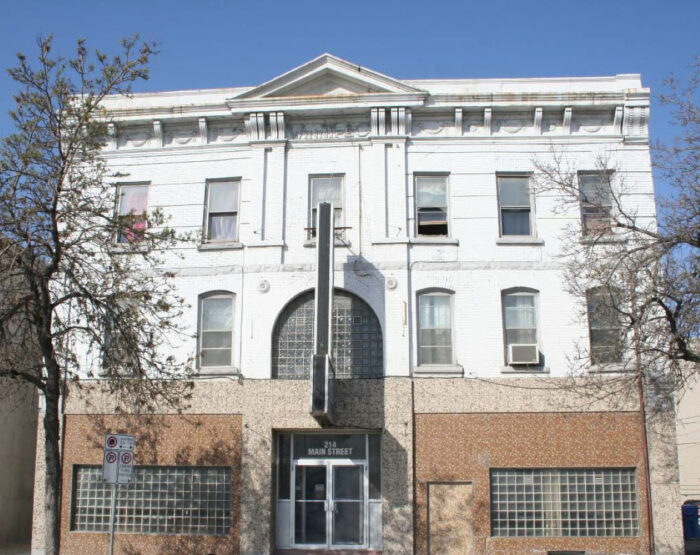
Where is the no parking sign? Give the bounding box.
[102,433,135,484]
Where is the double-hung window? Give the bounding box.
[415,175,449,236]
[579,172,613,236]
[205,180,240,242]
[497,175,533,236]
[417,292,453,365]
[309,176,343,239]
[116,184,148,243]
[502,289,539,365]
[199,293,234,369]
[587,287,623,365]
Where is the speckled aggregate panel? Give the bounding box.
[59,414,242,555]
[414,412,650,555]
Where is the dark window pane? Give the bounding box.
[501,210,531,235]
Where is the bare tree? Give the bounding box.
[0,36,194,553]
[532,61,699,407]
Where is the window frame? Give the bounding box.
[578,171,614,237]
[501,288,540,366]
[496,174,536,238]
[197,291,235,371]
[586,286,624,366]
[115,182,149,244]
[203,178,241,244]
[414,173,450,238]
[308,174,345,240]
[416,289,455,366]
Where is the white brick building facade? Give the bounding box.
[33,55,682,554]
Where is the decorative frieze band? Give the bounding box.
[102,104,640,151]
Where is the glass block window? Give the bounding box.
[71,465,232,535]
[490,468,639,537]
[272,290,383,379]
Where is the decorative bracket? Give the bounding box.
[534,107,543,136]
[152,120,163,147]
[484,108,492,136]
[613,106,623,134]
[107,123,118,149]
[269,112,286,140]
[455,108,463,136]
[390,107,410,135]
[563,107,572,134]
[198,117,208,145]
[371,108,387,136]
[245,112,266,141]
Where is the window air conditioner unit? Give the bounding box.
[508,344,539,365]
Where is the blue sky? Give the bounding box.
[1,0,697,198]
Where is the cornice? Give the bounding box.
[225,92,428,114]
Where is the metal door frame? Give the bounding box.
[291,458,368,550]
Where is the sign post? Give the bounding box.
[102,433,135,555]
[311,202,336,425]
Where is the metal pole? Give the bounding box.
[109,483,117,555]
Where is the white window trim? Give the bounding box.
[197,291,237,374]
[114,182,150,245]
[203,178,241,244]
[496,173,537,239]
[308,174,345,240]
[416,289,455,367]
[413,173,450,238]
[501,288,541,368]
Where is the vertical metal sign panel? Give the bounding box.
[311,202,335,424]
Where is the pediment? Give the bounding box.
[235,53,424,99]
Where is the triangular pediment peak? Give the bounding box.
[235,53,424,99]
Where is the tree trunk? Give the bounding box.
[43,389,61,554]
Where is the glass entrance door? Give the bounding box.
[293,461,367,549]
[332,465,364,545]
[294,464,327,546]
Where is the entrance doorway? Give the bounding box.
[294,461,367,547]
[275,433,381,550]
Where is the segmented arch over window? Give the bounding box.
[272,289,383,379]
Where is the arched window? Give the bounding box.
[417,289,454,366]
[501,287,540,366]
[272,289,383,379]
[198,291,234,369]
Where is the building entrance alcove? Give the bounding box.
[275,433,382,551]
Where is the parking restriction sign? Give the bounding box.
[102,433,135,484]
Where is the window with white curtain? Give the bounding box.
[502,289,538,361]
[415,175,448,236]
[116,183,148,243]
[199,292,234,368]
[497,175,533,236]
[417,291,453,365]
[309,176,343,239]
[579,172,613,236]
[205,180,240,242]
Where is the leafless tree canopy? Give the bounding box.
[532,60,698,404]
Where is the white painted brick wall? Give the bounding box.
[93,105,656,383]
